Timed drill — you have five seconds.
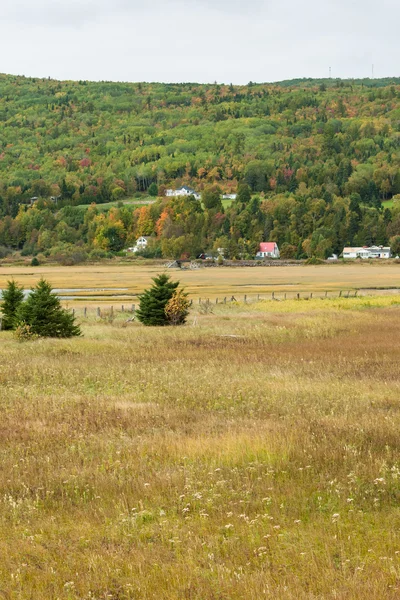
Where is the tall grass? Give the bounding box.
[1,298,400,598]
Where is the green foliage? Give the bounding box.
[0,280,24,330]
[30,256,40,266]
[136,274,180,326]
[148,182,158,197]
[17,279,81,338]
[0,75,399,260]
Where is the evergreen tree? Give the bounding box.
[17,279,81,338]
[136,274,179,326]
[0,280,24,330]
[148,182,159,197]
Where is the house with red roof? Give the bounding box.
[256,242,280,259]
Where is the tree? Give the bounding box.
[202,185,222,210]
[0,280,24,330]
[148,182,158,197]
[136,274,180,326]
[17,279,81,337]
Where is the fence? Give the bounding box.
[64,290,361,318]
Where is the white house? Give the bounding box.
[255,242,280,259]
[165,186,201,200]
[127,236,150,253]
[222,194,237,200]
[343,246,392,259]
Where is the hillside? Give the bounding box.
[0,74,399,261]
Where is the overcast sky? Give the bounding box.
[0,0,398,84]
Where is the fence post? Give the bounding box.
[131,304,135,312]
[355,290,358,297]
[272,292,275,300]
[110,306,114,317]
[284,293,286,300]
[297,293,300,300]
[310,293,313,299]
[257,294,260,301]
[84,307,87,318]
[224,297,226,304]
[121,305,124,312]
[339,291,342,297]
[244,295,247,303]
[216,298,218,304]
[325,291,328,298]
[199,298,201,305]
[97,307,101,317]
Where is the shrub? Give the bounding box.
[14,322,39,342]
[30,257,40,266]
[0,280,25,330]
[17,279,81,338]
[136,274,181,326]
[165,289,190,325]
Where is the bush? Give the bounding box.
[31,257,40,266]
[17,278,81,338]
[136,274,182,326]
[14,322,39,342]
[165,289,190,325]
[305,256,325,265]
[0,280,25,330]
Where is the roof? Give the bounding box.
[259,242,278,252]
[178,186,195,192]
[343,246,390,253]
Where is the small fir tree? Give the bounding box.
[165,289,190,325]
[136,274,180,326]
[17,279,81,338]
[0,280,25,330]
[148,182,158,197]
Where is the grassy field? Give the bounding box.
[1,296,400,598]
[1,262,400,305]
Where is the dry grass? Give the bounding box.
[1,296,400,598]
[1,262,400,304]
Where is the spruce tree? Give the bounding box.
[136,274,179,326]
[0,280,24,330]
[17,279,81,338]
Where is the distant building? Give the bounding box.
[165,186,201,200]
[127,236,150,253]
[222,194,237,200]
[256,242,280,259]
[343,246,392,259]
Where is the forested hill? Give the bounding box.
[0,74,400,261]
[0,74,399,205]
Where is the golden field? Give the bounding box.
[1,261,400,304]
[1,293,400,598]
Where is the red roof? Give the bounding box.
[259,242,277,252]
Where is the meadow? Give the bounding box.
[1,262,400,306]
[1,288,400,598]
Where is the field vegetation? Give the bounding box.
[1,294,400,598]
[1,263,400,304]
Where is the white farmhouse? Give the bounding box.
[342,246,392,259]
[127,236,150,253]
[165,186,201,200]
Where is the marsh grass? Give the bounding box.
[1,297,400,598]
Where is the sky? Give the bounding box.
[0,0,398,84]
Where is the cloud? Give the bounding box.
[0,0,398,83]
